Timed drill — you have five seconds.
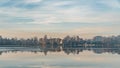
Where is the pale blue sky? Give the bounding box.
[0,0,120,37]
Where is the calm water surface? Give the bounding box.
[0,47,120,68]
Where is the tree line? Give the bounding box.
[0,35,120,48]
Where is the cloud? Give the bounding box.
[0,0,120,36]
[0,0,120,25]
[25,0,43,3]
[99,0,120,8]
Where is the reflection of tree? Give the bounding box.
[92,48,120,54]
[63,48,83,55]
[0,45,119,56]
[63,48,120,55]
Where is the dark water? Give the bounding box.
[0,47,120,68]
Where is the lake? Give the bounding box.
[0,47,120,68]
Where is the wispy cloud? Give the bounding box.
[25,0,43,3]
[0,0,120,24]
[0,0,120,37]
[99,0,120,8]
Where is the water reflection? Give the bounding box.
[0,46,120,68]
[0,44,120,55]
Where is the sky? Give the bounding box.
[0,0,120,38]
